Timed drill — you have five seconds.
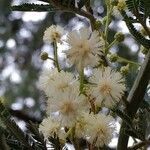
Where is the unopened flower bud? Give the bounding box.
[95,20,102,30]
[102,16,107,26]
[117,0,126,11]
[115,32,125,42]
[111,0,118,6]
[109,53,118,62]
[140,27,150,36]
[141,46,149,55]
[40,52,49,60]
[120,64,129,75]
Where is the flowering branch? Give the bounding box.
[7,1,150,149]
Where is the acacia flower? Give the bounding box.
[64,27,103,70]
[39,117,60,138]
[47,89,88,127]
[83,112,115,147]
[43,25,64,43]
[38,68,79,98]
[112,0,126,17]
[90,67,125,108]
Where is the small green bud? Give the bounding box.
[120,64,129,75]
[40,52,49,60]
[117,0,126,11]
[114,32,125,42]
[140,28,147,36]
[109,53,118,62]
[102,16,107,26]
[105,0,111,6]
[141,46,149,55]
[140,27,150,36]
[111,0,118,6]
[94,20,102,30]
[107,54,118,62]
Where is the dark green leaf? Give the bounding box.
[121,10,150,49]
[27,121,47,150]
[0,102,33,150]
[11,3,57,12]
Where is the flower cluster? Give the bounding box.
[38,25,126,148]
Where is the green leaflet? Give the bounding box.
[121,10,150,49]
[27,121,47,150]
[126,0,150,22]
[0,102,33,150]
[11,3,57,12]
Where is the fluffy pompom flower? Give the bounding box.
[43,25,64,43]
[38,68,58,92]
[64,27,103,70]
[38,68,79,98]
[90,67,125,108]
[39,117,60,138]
[47,89,88,127]
[83,112,115,147]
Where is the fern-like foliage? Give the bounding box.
[11,3,57,12]
[27,121,47,150]
[111,108,146,140]
[126,0,150,23]
[0,127,10,150]
[0,102,34,150]
[139,0,150,17]
[48,135,62,150]
[121,11,150,49]
[134,109,147,139]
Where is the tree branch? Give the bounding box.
[117,50,150,150]
[127,50,150,117]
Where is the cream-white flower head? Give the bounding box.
[64,27,103,70]
[43,25,64,43]
[83,112,115,147]
[47,88,88,127]
[90,67,125,108]
[39,117,60,138]
[38,68,58,92]
[38,68,79,98]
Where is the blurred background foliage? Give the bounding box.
[0,0,149,133]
